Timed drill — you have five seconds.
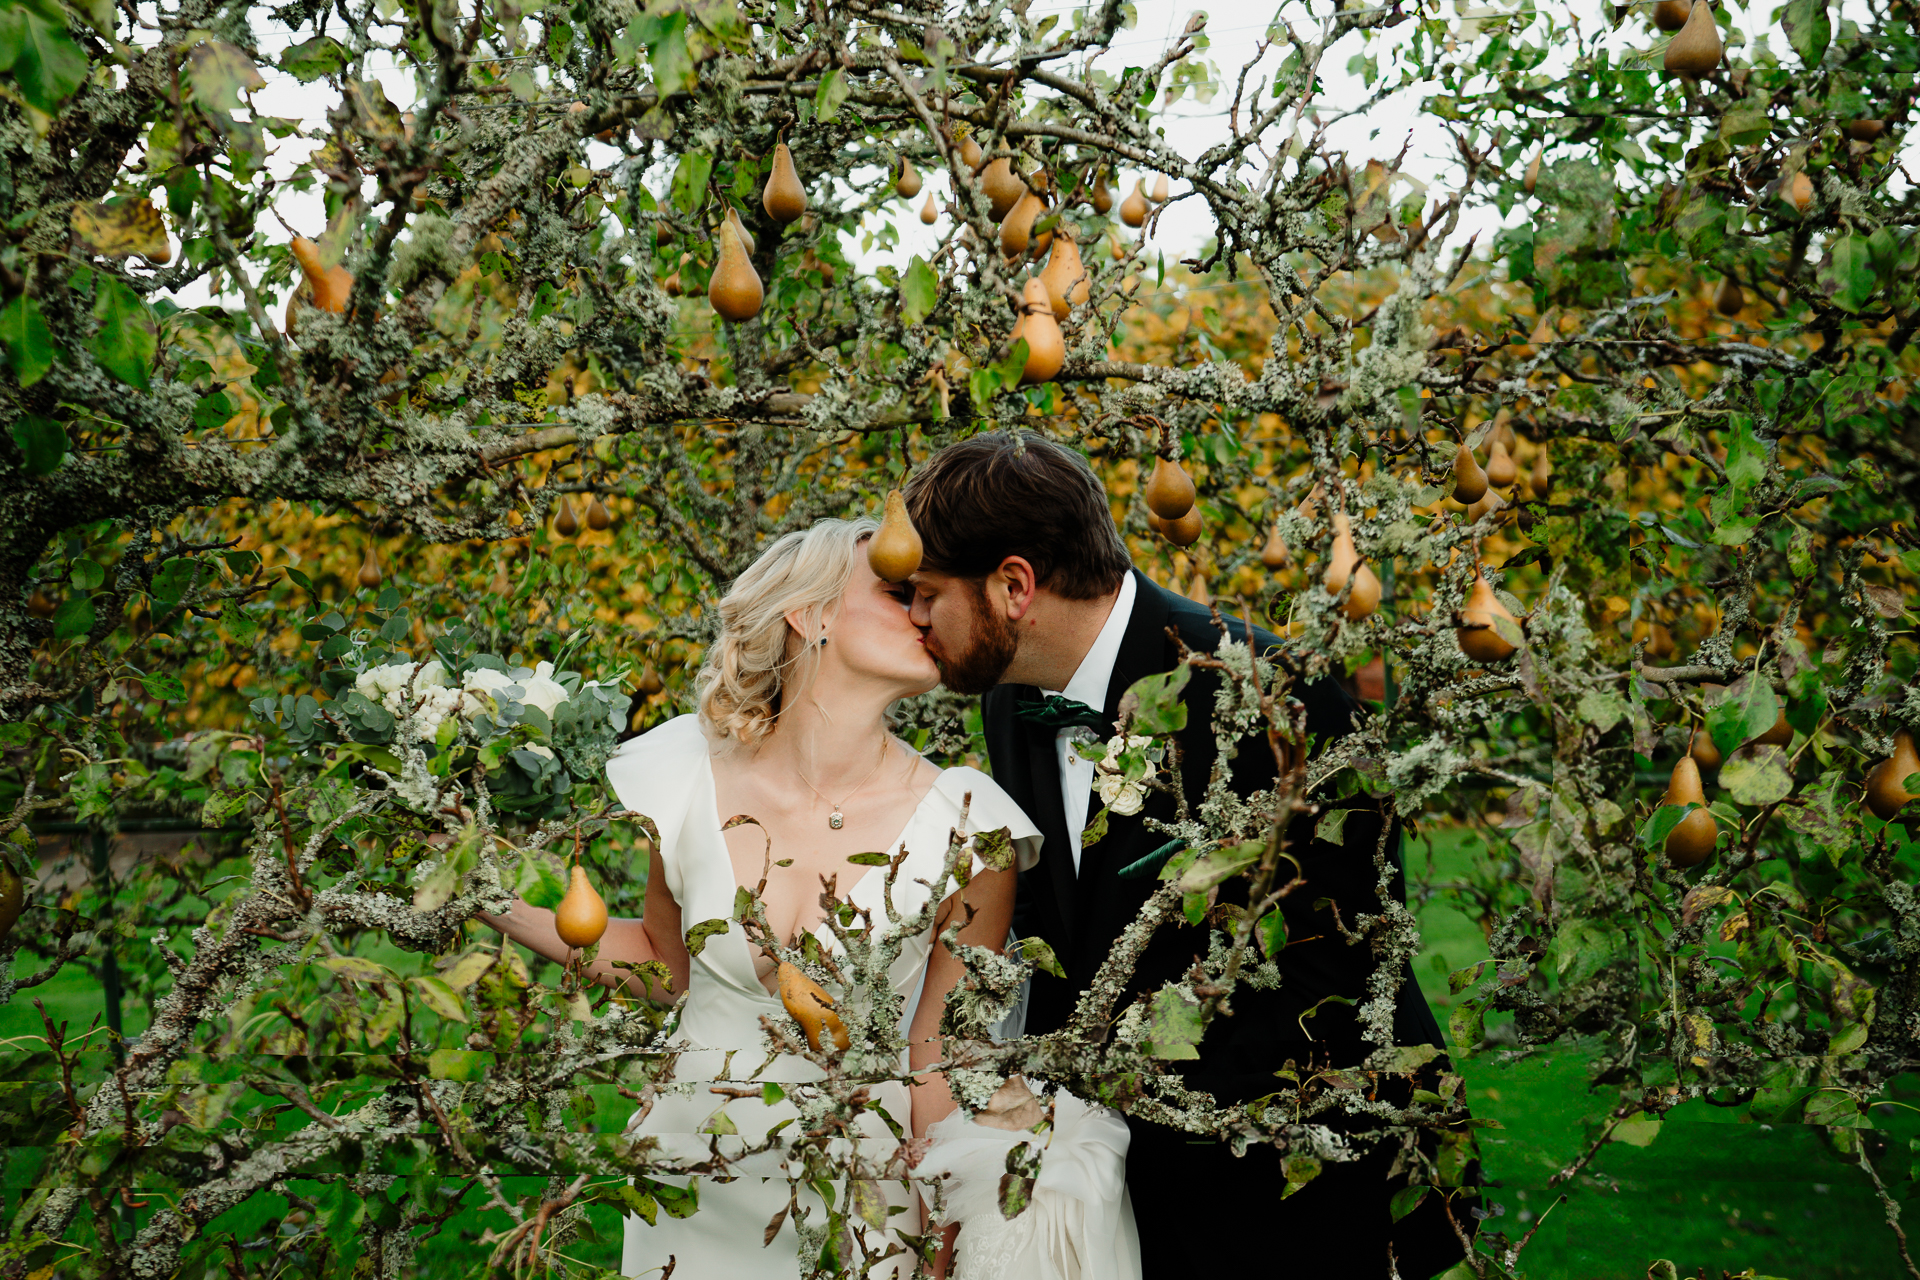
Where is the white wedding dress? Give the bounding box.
[606,714,1141,1279]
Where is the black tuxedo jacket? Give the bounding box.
[982,571,1467,1277]
[984,570,1444,1078]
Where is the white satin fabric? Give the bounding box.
[605,714,1043,1279]
[919,1089,1143,1280]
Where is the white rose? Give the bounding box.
[415,659,450,689]
[1096,772,1130,808]
[1109,781,1146,817]
[518,663,570,718]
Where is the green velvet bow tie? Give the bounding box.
[1014,694,1109,733]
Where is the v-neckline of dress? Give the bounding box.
[700,745,949,984]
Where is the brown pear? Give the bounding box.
[1466,487,1507,525]
[0,857,22,944]
[585,496,612,531]
[1009,278,1065,384]
[1663,755,1718,867]
[1145,508,1168,536]
[1323,513,1381,622]
[1091,168,1113,215]
[920,190,938,225]
[636,665,665,696]
[1486,438,1518,488]
[1714,277,1744,317]
[1111,234,1127,261]
[1848,119,1886,142]
[357,545,382,589]
[1038,230,1091,319]
[1523,151,1542,195]
[778,961,849,1052]
[1646,623,1675,659]
[1664,0,1722,78]
[1150,172,1170,203]
[1653,0,1690,29]
[291,236,353,315]
[980,157,1028,221]
[958,134,983,173]
[868,490,923,582]
[662,265,683,297]
[1001,190,1045,258]
[554,863,609,949]
[762,142,807,223]
[1785,171,1815,214]
[708,218,764,322]
[726,207,757,255]
[1144,456,1196,520]
[554,499,579,538]
[1260,523,1288,569]
[1119,179,1149,228]
[1162,505,1203,547]
[1865,728,1919,820]
[895,156,922,199]
[1453,445,1490,505]
[1188,571,1211,607]
[1755,709,1793,747]
[1456,566,1518,662]
[1689,728,1722,769]
[1530,449,1552,497]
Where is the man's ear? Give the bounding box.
[994,557,1040,620]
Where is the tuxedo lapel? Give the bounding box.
[1071,573,1175,893]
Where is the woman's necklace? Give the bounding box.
[798,736,893,830]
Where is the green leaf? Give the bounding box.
[50,593,93,640]
[646,12,695,95]
[1256,907,1286,957]
[1315,808,1353,844]
[1177,838,1264,892]
[409,975,468,1023]
[192,390,235,431]
[670,150,713,213]
[1144,987,1205,1059]
[1010,935,1065,979]
[321,954,397,983]
[1122,664,1190,734]
[844,851,892,866]
[69,558,103,590]
[1389,1186,1429,1222]
[1781,0,1830,66]
[279,35,349,82]
[10,413,64,474]
[0,8,87,114]
[0,294,53,387]
[1611,1115,1662,1147]
[813,68,849,121]
[1818,234,1878,313]
[1721,747,1794,807]
[1080,806,1110,849]
[1706,673,1779,759]
[683,917,731,957]
[187,39,266,112]
[90,276,156,389]
[900,255,938,325]
[140,672,187,701]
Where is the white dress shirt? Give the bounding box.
[1042,572,1138,874]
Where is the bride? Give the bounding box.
[476,517,1140,1279]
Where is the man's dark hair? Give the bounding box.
[903,430,1132,600]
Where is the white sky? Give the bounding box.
[179,0,1906,304]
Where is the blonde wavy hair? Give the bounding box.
[695,517,881,747]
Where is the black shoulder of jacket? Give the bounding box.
[1159,592,1360,745]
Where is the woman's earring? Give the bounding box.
[818,635,828,647]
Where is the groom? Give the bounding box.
[904,431,1473,1277]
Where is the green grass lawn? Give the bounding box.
[0,827,1905,1278]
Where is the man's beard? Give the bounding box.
[935,579,1021,695]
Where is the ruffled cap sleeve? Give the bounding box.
[931,766,1043,874]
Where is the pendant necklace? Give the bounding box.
[799,736,893,830]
